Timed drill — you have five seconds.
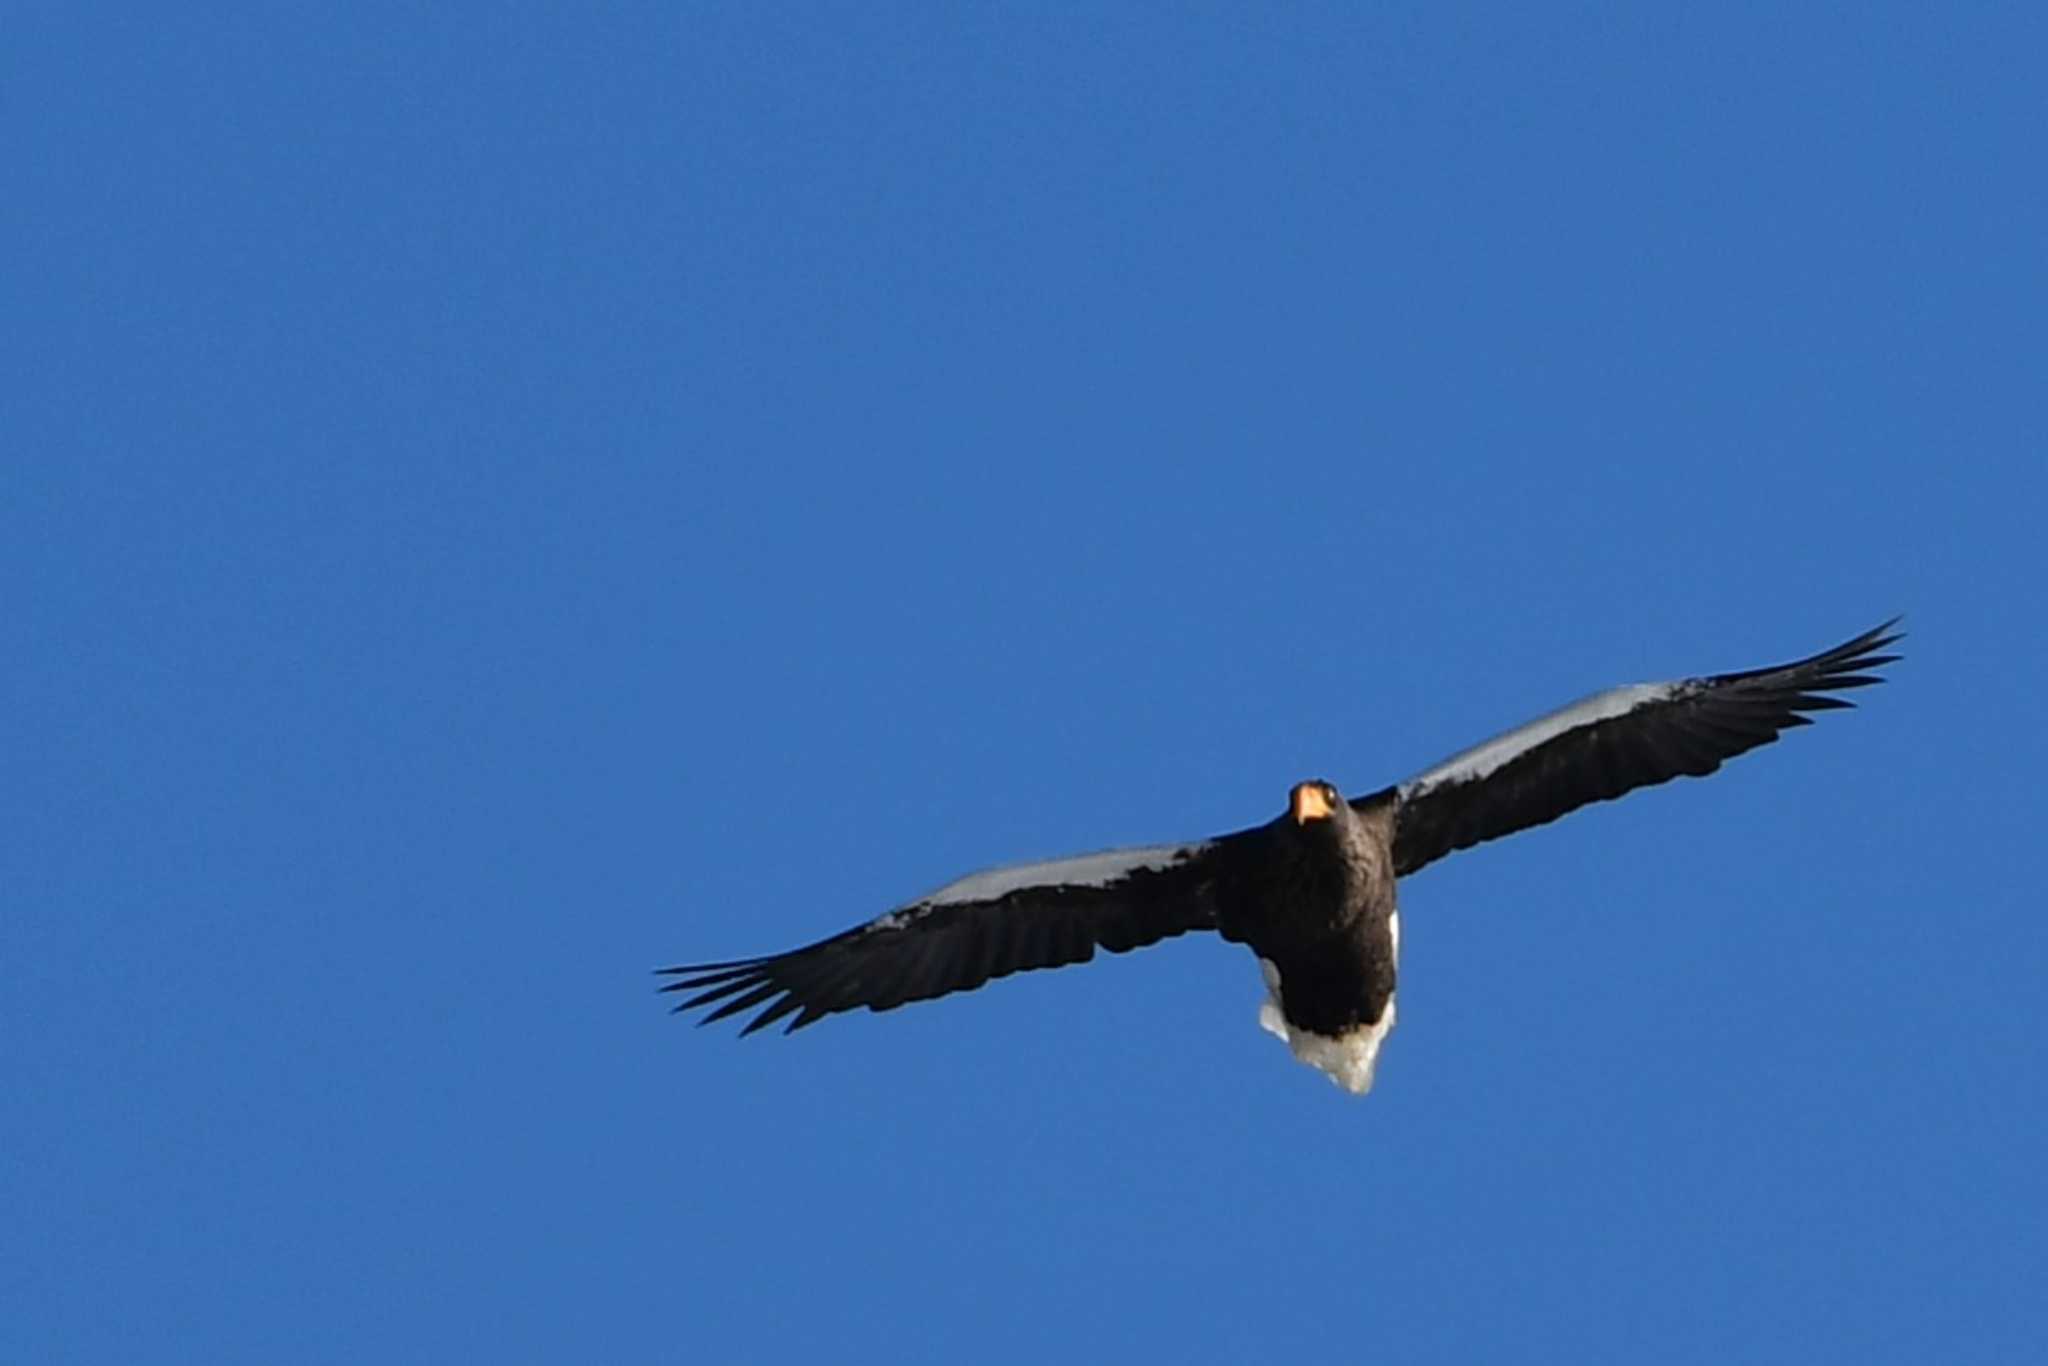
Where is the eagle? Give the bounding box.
[662,621,1900,1092]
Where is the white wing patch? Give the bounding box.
[1398,682,1677,795]
[912,842,1205,909]
[1256,910,1402,1095]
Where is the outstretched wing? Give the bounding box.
[660,839,1228,1035]
[1372,620,1902,878]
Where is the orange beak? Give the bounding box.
[1290,781,1334,825]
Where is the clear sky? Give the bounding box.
[7,5,2044,1362]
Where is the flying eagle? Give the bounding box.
[662,621,1900,1092]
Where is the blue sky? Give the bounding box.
[6,5,2044,1362]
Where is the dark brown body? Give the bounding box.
[1212,788,1399,1039]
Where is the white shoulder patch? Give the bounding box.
[914,841,1203,909]
[1399,682,1677,795]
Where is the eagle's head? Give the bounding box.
[1288,779,1345,826]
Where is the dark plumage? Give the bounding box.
[662,620,1901,1092]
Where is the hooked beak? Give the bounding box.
[1290,782,1334,825]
